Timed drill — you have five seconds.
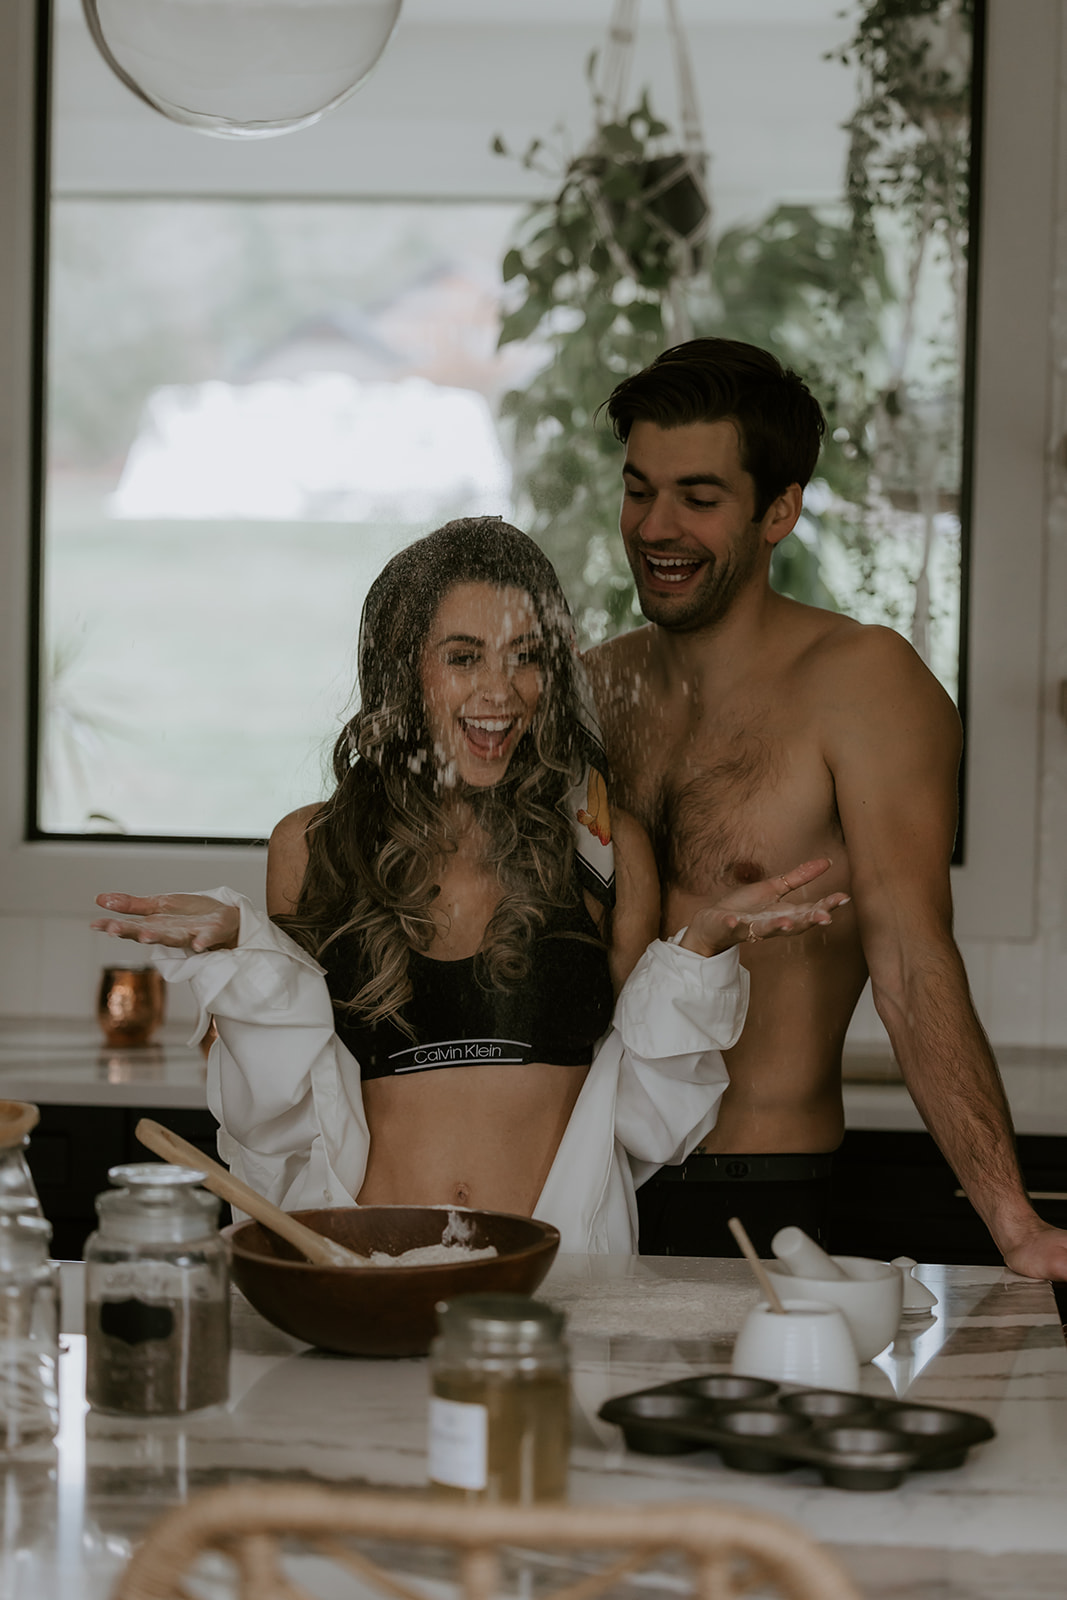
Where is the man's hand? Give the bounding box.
[999,1218,1067,1282]
[683,858,851,958]
[92,892,239,953]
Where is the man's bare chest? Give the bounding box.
[617,711,841,895]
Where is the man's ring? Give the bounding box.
[746,923,761,943]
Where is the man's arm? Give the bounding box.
[827,626,1067,1281]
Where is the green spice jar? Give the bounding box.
[84,1164,229,1416]
[429,1293,569,1503]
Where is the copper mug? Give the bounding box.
[97,967,165,1048]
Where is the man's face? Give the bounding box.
[619,419,767,632]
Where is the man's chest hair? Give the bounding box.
[624,711,840,893]
[646,731,779,889]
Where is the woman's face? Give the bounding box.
[420,582,544,788]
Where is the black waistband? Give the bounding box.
[650,1152,836,1184]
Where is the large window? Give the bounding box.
[42,199,531,836]
[37,0,980,841]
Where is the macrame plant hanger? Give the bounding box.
[590,0,711,341]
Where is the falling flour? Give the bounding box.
[542,1277,759,1339]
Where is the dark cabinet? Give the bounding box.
[24,1110,1067,1329]
[830,1129,1067,1324]
[26,1103,225,1260]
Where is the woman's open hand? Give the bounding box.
[682,859,850,958]
[92,893,239,953]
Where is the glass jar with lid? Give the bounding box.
[0,1148,41,1217]
[84,1163,229,1415]
[0,1100,44,1217]
[0,1204,58,1450]
[429,1293,570,1502]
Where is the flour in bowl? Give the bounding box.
[363,1210,498,1267]
[365,1242,499,1267]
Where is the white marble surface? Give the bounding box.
[843,1051,1067,1135]
[3,1254,1064,1599]
[0,1019,207,1108]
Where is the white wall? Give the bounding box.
[852,0,1067,1050]
[0,0,1065,1043]
[50,0,857,218]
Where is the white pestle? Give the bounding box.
[891,1256,939,1310]
[771,1225,848,1281]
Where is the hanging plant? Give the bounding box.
[492,88,889,635]
[491,46,711,639]
[493,2,971,662]
[833,0,973,403]
[494,56,709,336]
[831,0,975,665]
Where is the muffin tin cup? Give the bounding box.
[885,1405,979,1472]
[803,1426,916,1492]
[609,1392,713,1456]
[598,1377,994,1491]
[712,1408,811,1474]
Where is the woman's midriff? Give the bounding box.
[358,1060,590,1215]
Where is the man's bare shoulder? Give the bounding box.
[806,616,957,702]
[800,618,962,761]
[584,626,655,686]
[583,628,663,737]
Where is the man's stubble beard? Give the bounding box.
[629,524,763,635]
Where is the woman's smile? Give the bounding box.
[459,713,520,760]
[421,582,543,787]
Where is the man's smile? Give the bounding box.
[641,551,707,588]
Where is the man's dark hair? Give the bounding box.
[604,338,826,519]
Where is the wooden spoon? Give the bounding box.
[0,1101,40,1149]
[728,1215,787,1315]
[135,1117,370,1269]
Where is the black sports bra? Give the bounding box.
[324,898,614,1080]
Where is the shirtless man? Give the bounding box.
[585,337,1067,1279]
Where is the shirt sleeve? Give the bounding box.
[610,934,748,1180]
[147,887,370,1210]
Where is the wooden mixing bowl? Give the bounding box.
[223,1205,560,1357]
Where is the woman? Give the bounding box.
[93,518,846,1251]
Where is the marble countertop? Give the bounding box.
[9,1254,1066,1599]
[842,1046,1067,1135]
[0,1019,208,1108]
[3,1018,1067,1136]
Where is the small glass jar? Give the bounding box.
[84,1163,229,1416]
[429,1293,570,1503]
[0,1207,59,1451]
[0,1142,43,1217]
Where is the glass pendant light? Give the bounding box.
[82,0,404,139]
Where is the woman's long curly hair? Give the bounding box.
[277,517,592,1030]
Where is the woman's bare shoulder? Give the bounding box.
[266,803,323,916]
[609,805,655,872]
[605,806,661,992]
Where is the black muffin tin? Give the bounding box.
[598,1374,994,1490]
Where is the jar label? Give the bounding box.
[99,1299,176,1346]
[428,1396,488,1490]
